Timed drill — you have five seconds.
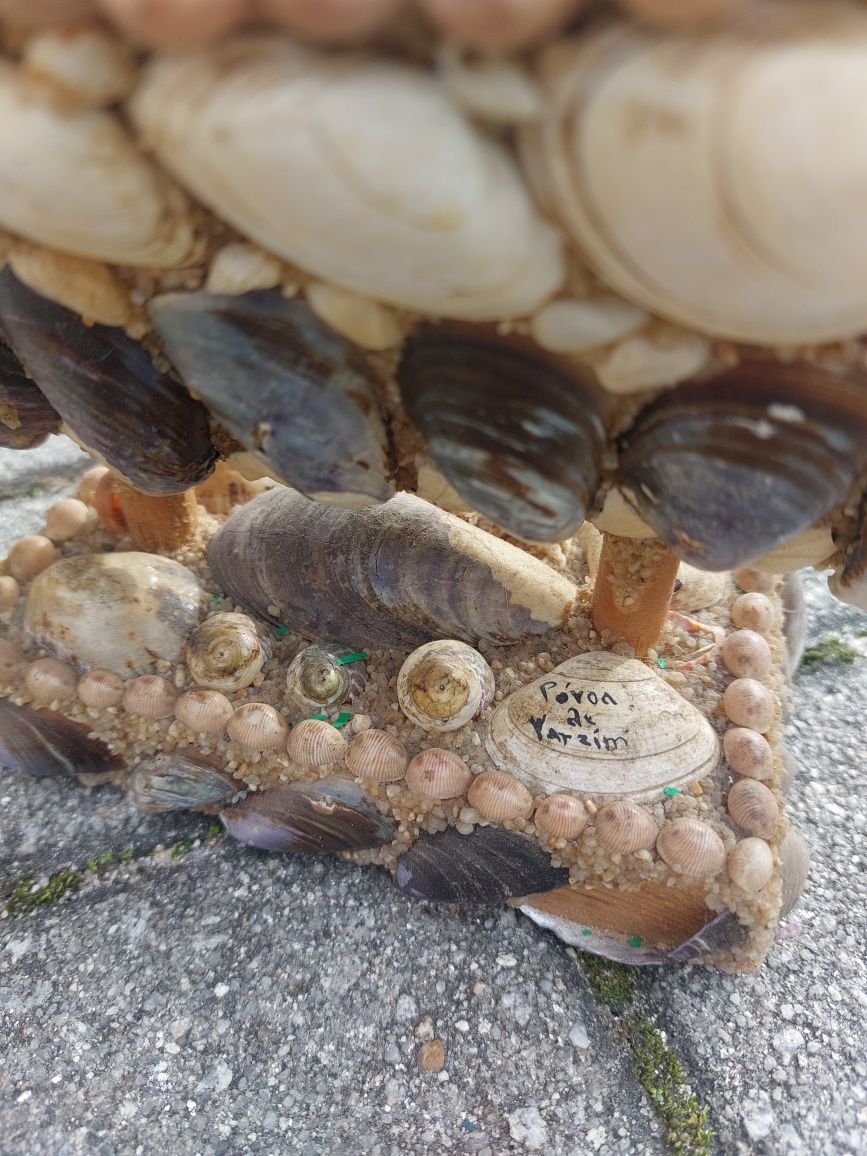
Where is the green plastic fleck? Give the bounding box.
[273,625,289,637]
[334,651,369,666]
[657,658,667,669]
[582,928,593,937]
[627,936,644,949]
[333,712,352,729]
[663,787,681,798]
[308,712,329,722]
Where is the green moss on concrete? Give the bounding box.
[6,869,80,916]
[577,953,638,1011]
[801,635,860,667]
[629,1014,713,1156]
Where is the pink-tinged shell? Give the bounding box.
[0,638,27,680]
[77,669,124,708]
[0,575,21,611]
[733,568,776,595]
[405,748,472,800]
[727,779,780,839]
[42,498,89,542]
[730,592,774,633]
[346,729,409,783]
[78,464,109,505]
[286,718,348,767]
[227,702,288,750]
[174,688,234,734]
[721,630,772,680]
[8,535,56,581]
[467,770,533,822]
[722,679,776,733]
[727,837,775,892]
[779,829,809,916]
[594,801,658,853]
[25,658,77,703]
[122,675,178,719]
[723,728,773,780]
[533,793,588,840]
[656,818,725,876]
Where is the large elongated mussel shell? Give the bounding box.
[219,778,395,853]
[395,825,568,904]
[149,290,393,505]
[397,326,608,543]
[0,269,217,494]
[0,700,122,777]
[130,752,238,813]
[207,487,577,648]
[617,360,867,571]
[0,340,60,449]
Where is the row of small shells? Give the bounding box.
[0,490,95,611]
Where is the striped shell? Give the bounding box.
[186,612,266,692]
[533,793,589,840]
[24,658,77,703]
[594,801,658,853]
[0,638,27,681]
[467,770,533,822]
[345,729,409,784]
[122,675,177,719]
[723,728,774,780]
[731,593,775,633]
[405,748,472,800]
[727,837,775,893]
[727,779,780,839]
[720,631,772,680]
[0,577,21,612]
[42,498,89,542]
[722,679,776,733]
[8,535,56,580]
[173,688,234,735]
[286,719,348,767]
[77,669,125,708]
[226,703,288,750]
[655,818,726,876]
[397,640,494,733]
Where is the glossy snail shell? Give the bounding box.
[286,719,348,768]
[285,642,367,714]
[722,728,774,781]
[467,770,533,822]
[186,612,267,692]
[727,837,775,893]
[226,703,289,751]
[404,748,472,800]
[24,657,77,703]
[122,675,178,719]
[720,631,772,681]
[727,779,780,839]
[594,801,658,853]
[397,640,494,734]
[345,729,409,784]
[655,818,726,876]
[533,793,589,840]
[173,688,234,735]
[731,593,774,634]
[77,669,125,709]
[722,679,776,733]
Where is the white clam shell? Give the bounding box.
[670,564,728,613]
[397,640,494,733]
[530,294,647,355]
[486,651,718,799]
[436,43,544,125]
[130,38,563,320]
[589,490,655,539]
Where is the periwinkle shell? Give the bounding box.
[130,752,238,813]
[220,778,395,853]
[149,290,392,505]
[398,326,607,542]
[617,360,867,571]
[0,699,122,777]
[207,488,577,648]
[285,641,367,713]
[0,268,217,494]
[0,340,60,449]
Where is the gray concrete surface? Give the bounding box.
[1,437,866,1155]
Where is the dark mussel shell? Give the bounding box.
[617,359,867,570]
[207,488,577,648]
[0,700,123,778]
[220,778,395,853]
[0,268,217,494]
[130,752,238,813]
[149,290,393,504]
[395,825,568,904]
[0,339,60,449]
[398,326,608,543]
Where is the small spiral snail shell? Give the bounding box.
[227,703,288,751]
[722,679,776,733]
[655,818,726,877]
[24,657,77,703]
[594,801,658,853]
[286,719,348,768]
[42,498,89,542]
[723,728,774,781]
[405,748,472,800]
[0,639,27,680]
[731,593,774,634]
[0,576,21,612]
[285,642,367,714]
[467,770,533,822]
[122,675,178,719]
[187,612,267,692]
[77,669,125,708]
[727,779,780,839]
[345,729,409,784]
[397,640,494,733]
[727,837,775,893]
[174,688,234,735]
[8,535,57,581]
[721,630,772,680]
[533,793,588,840]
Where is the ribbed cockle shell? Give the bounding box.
[467,770,533,822]
[173,688,234,734]
[404,748,472,800]
[727,837,775,893]
[286,718,348,768]
[655,818,726,876]
[345,729,408,784]
[594,801,658,853]
[721,631,772,681]
[727,779,780,838]
[533,794,588,840]
[396,640,494,734]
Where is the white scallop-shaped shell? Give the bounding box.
[525,5,867,344]
[721,630,772,680]
[130,38,563,320]
[0,64,197,267]
[404,748,472,800]
[0,576,21,612]
[174,688,234,734]
[486,651,718,798]
[750,526,836,575]
[727,778,780,838]
[77,668,125,708]
[727,837,775,892]
[656,817,726,876]
[467,770,533,822]
[397,640,495,734]
[122,674,177,718]
[722,727,774,780]
[8,535,57,581]
[42,498,90,542]
[594,801,658,853]
[25,657,77,702]
[186,612,266,692]
[731,592,775,633]
[226,702,288,750]
[286,718,348,767]
[346,729,409,783]
[722,678,776,733]
[533,793,588,840]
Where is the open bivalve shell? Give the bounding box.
[486,651,718,799]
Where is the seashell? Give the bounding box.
[8,534,57,581]
[257,0,401,43]
[722,679,776,733]
[720,630,772,681]
[656,818,726,876]
[727,779,779,839]
[25,552,208,675]
[42,498,89,542]
[0,699,122,777]
[420,0,586,51]
[0,270,217,495]
[734,567,777,595]
[186,612,267,692]
[397,326,608,543]
[24,657,77,702]
[173,688,234,735]
[0,63,197,266]
[404,748,472,800]
[414,454,467,514]
[526,7,867,344]
[345,729,408,784]
[194,461,275,516]
[207,488,577,649]
[76,669,124,709]
[0,341,60,450]
[149,290,392,506]
[0,576,21,612]
[617,360,867,571]
[486,651,718,798]
[533,793,588,840]
[591,325,711,396]
[22,24,137,110]
[130,752,238,814]
[727,837,774,893]
[305,282,402,352]
[395,824,568,903]
[122,675,177,719]
[670,565,728,613]
[731,593,774,634]
[435,43,543,126]
[397,640,494,733]
[226,702,288,750]
[130,38,563,320]
[220,777,395,853]
[589,489,655,539]
[0,1,96,27]
[8,244,133,329]
[0,638,27,680]
[286,718,348,768]
[205,243,283,297]
[467,770,533,823]
[285,642,367,714]
[77,464,109,506]
[750,526,836,575]
[102,0,251,48]
[781,572,807,679]
[723,728,773,781]
[779,829,809,917]
[594,801,658,853]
